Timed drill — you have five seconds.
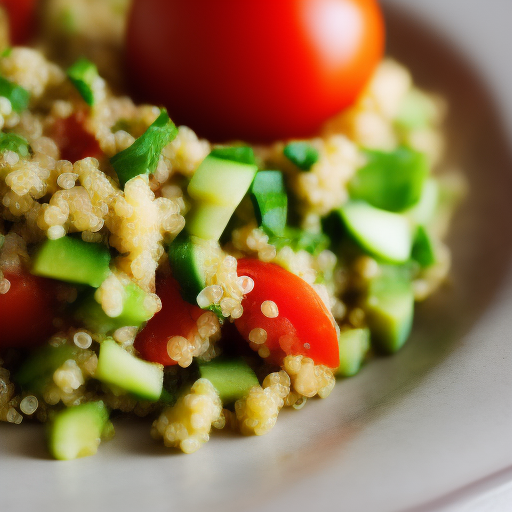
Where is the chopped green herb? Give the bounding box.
[110,109,178,188]
[1,47,12,58]
[210,146,256,165]
[0,76,30,113]
[208,304,225,323]
[67,58,100,106]
[0,132,30,157]
[411,225,436,268]
[283,142,319,171]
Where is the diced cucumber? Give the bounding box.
[339,201,413,263]
[364,267,414,353]
[411,226,436,268]
[283,142,319,171]
[186,149,258,240]
[15,344,75,394]
[406,178,439,227]
[197,357,259,406]
[348,147,429,212]
[250,171,287,237]
[395,90,438,130]
[48,401,111,460]
[335,328,370,377]
[95,338,163,401]
[31,236,111,287]
[270,227,330,257]
[74,282,154,334]
[168,232,212,304]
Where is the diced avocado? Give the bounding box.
[31,236,111,287]
[348,147,429,212]
[48,401,111,460]
[110,109,178,188]
[168,232,214,305]
[250,171,287,237]
[95,338,163,401]
[411,226,436,268]
[283,142,319,171]
[339,201,413,263]
[197,357,259,406]
[74,282,154,334]
[0,75,30,113]
[67,58,100,106]
[186,148,258,240]
[15,344,75,394]
[406,178,439,227]
[364,266,414,353]
[335,328,370,377]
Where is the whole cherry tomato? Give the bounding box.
[234,259,339,368]
[0,0,38,45]
[126,0,384,142]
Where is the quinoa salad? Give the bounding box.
[0,0,464,459]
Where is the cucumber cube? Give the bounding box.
[335,328,370,377]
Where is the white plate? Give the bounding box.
[2,2,512,511]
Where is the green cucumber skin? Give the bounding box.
[336,328,370,377]
[95,338,163,401]
[31,236,111,287]
[339,201,413,264]
[48,401,110,461]
[411,226,436,268]
[197,358,259,406]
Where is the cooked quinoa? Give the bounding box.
[0,1,465,460]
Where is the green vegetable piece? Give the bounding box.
[110,109,178,188]
[95,338,163,401]
[67,58,100,106]
[168,232,212,305]
[197,357,259,406]
[0,132,30,157]
[411,226,436,268]
[210,146,256,165]
[48,401,111,460]
[336,328,370,377]
[395,90,438,130]
[270,227,330,256]
[339,201,413,264]
[1,47,12,58]
[31,236,111,287]
[250,171,287,237]
[0,75,30,113]
[187,148,258,240]
[283,142,319,171]
[349,147,429,212]
[74,282,154,334]
[364,266,414,354]
[406,178,439,227]
[15,344,75,394]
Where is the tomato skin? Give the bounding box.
[0,271,57,348]
[0,0,38,45]
[234,259,339,368]
[126,0,384,142]
[50,111,102,163]
[134,275,204,366]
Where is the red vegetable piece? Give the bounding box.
[51,111,102,163]
[234,259,339,368]
[134,275,203,366]
[0,0,38,45]
[0,271,58,348]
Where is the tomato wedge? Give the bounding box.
[51,111,102,163]
[0,0,38,45]
[134,275,204,366]
[0,271,57,348]
[234,259,339,368]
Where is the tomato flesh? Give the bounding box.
[234,259,339,368]
[134,275,204,366]
[0,271,57,348]
[0,0,38,45]
[126,0,385,142]
[51,111,102,163]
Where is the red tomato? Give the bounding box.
[134,275,204,366]
[234,259,339,368]
[0,271,57,348]
[126,0,385,142]
[0,0,38,45]
[50,111,102,163]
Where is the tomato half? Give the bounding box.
[134,275,204,366]
[234,259,339,368]
[0,271,57,348]
[0,0,38,45]
[126,0,384,142]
